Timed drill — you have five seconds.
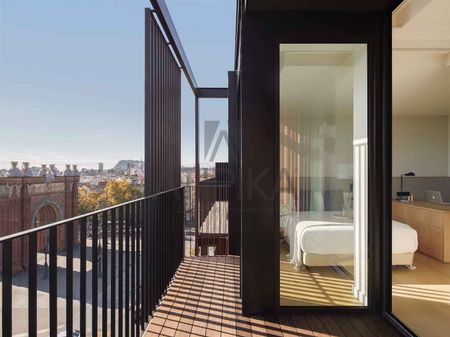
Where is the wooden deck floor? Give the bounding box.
[144,256,400,337]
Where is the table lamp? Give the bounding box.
[397,172,415,199]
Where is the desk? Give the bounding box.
[392,200,450,263]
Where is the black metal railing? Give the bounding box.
[187,179,229,256]
[183,185,196,257]
[0,187,184,337]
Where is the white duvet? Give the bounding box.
[284,212,418,268]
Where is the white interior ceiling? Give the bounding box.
[393,0,450,116]
[280,44,362,117]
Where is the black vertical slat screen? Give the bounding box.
[228,71,241,256]
[145,8,181,196]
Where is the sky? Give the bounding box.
[0,0,235,170]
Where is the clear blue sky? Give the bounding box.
[0,0,235,170]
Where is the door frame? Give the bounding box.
[277,42,373,313]
[239,3,421,336]
[381,1,420,336]
[276,33,389,314]
[239,10,392,315]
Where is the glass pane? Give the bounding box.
[392,0,450,335]
[279,43,368,307]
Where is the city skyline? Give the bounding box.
[0,159,197,172]
[0,159,221,172]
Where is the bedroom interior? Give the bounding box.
[279,1,449,320]
[279,43,373,307]
[390,1,450,337]
[279,42,419,307]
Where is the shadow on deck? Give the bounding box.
[144,256,400,337]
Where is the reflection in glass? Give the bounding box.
[391,1,450,336]
[279,44,368,306]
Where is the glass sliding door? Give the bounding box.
[279,44,368,307]
[391,1,450,336]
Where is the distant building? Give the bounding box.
[0,162,80,274]
[181,172,188,184]
[95,180,108,192]
[81,168,97,176]
[98,162,104,172]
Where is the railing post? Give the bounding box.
[28,233,37,337]
[130,203,136,337]
[125,204,130,337]
[150,196,156,310]
[102,211,108,337]
[49,227,58,337]
[118,206,124,337]
[66,221,74,337]
[111,208,116,337]
[2,240,13,337]
[92,214,99,337]
[142,198,149,325]
[80,218,87,337]
[136,201,141,336]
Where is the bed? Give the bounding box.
[282,211,418,270]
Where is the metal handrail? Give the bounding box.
[0,186,183,243]
[1,185,185,337]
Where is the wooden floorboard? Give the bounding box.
[333,315,362,337]
[347,316,377,337]
[144,256,400,337]
[361,315,401,337]
[318,315,345,337]
[304,315,331,337]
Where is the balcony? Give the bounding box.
[0,1,414,336]
[0,182,401,337]
[0,176,229,337]
[144,256,400,337]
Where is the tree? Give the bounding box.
[78,180,143,216]
[78,187,104,215]
[104,180,143,206]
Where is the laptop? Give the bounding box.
[425,190,450,205]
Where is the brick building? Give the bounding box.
[0,164,79,273]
